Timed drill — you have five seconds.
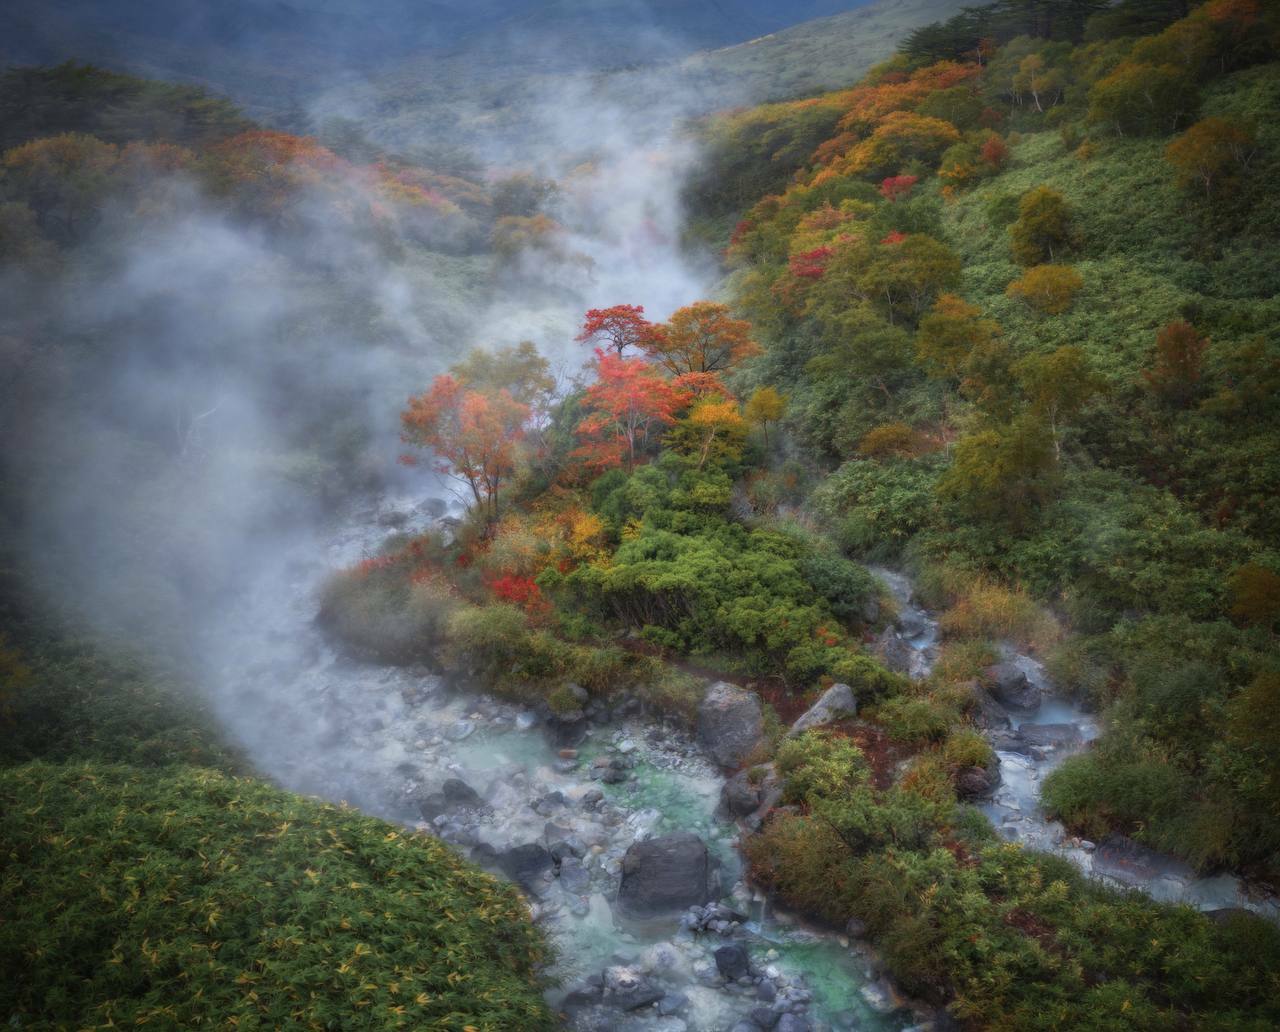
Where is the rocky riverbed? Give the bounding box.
[197,497,927,1032]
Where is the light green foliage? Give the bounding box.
[1008,185,1076,265]
[563,465,894,687]
[0,762,555,1030]
[751,732,1280,1027]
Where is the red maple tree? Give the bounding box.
[575,304,655,357]
[400,374,531,519]
[573,350,683,472]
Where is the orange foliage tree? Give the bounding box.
[645,302,760,376]
[573,351,683,472]
[401,375,531,520]
[1143,320,1208,406]
[575,304,655,356]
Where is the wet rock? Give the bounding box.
[756,980,777,1003]
[788,682,857,737]
[499,843,554,889]
[895,607,928,640]
[581,789,604,809]
[601,966,664,1011]
[968,681,1012,729]
[444,719,476,741]
[698,682,764,769]
[1093,834,1195,887]
[544,820,573,842]
[955,764,999,800]
[721,770,762,817]
[560,983,603,1013]
[547,714,588,747]
[845,916,867,938]
[751,1006,781,1029]
[874,627,914,675]
[616,832,712,919]
[558,856,591,894]
[714,943,752,980]
[983,663,1041,712]
[776,1015,812,1032]
[658,992,688,1016]
[469,842,499,866]
[1016,723,1083,749]
[601,766,628,784]
[533,792,568,816]
[441,778,482,808]
[1204,907,1262,927]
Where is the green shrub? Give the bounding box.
[0,762,554,1030]
[943,727,996,769]
[318,563,458,663]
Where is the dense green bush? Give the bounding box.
[750,730,1280,1029]
[0,762,554,1030]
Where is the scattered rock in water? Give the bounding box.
[417,777,488,822]
[894,607,928,640]
[616,832,713,919]
[498,843,554,890]
[1091,834,1195,888]
[441,778,482,808]
[983,662,1041,712]
[788,682,857,738]
[515,711,539,731]
[698,682,764,769]
[547,713,589,747]
[444,718,475,741]
[558,856,591,894]
[720,770,762,818]
[1016,723,1083,749]
[714,943,752,980]
[657,992,688,1016]
[968,681,1012,729]
[873,627,914,675]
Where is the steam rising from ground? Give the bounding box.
[2,51,718,755]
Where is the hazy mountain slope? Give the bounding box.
[319,0,970,159]
[0,1,869,115]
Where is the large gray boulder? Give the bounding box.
[616,832,713,919]
[788,682,857,737]
[983,662,1041,712]
[698,681,764,769]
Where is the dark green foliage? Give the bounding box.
[719,0,1280,889]
[561,464,893,686]
[0,63,250,151]
[750,730,1280,1029]
[0,762,555,1030]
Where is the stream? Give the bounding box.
[199,497,1276,1032]
[872,567,1280,922]
[200,497,919,1032]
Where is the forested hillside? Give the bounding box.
[4,1,1280,1029]
[698,0,1280,879]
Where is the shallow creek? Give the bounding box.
[872,567,1280,921]
[199,497,918,1032]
